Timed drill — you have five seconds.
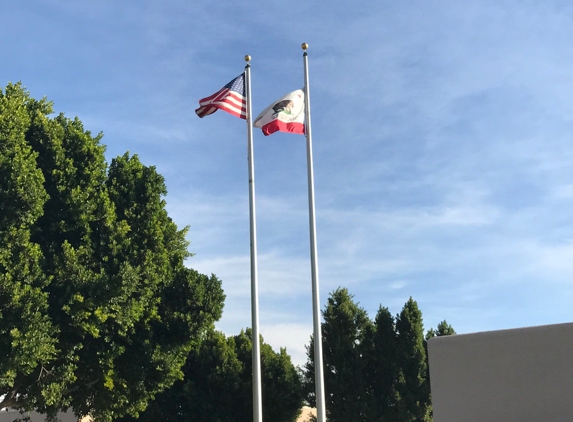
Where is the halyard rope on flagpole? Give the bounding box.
[245,55,263,422]
[302,42,327,422]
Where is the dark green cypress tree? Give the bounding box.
[426,320,456,340]
[304,288,373,422]
[395,297,431,421]
[363,306,403,421]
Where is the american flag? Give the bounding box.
[195,73,246,119]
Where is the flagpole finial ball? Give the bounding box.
[244,55,251,62]
[301,43,309,50]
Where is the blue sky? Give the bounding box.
[3,0,573,365]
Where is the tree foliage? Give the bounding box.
[0,83,225,421]
[117,329,303,422]
[364,306,402,421]
[0,83,54,415]
[304,289,455,422]
[395,298,431,421]
[304,288,373,422]
[425,320,456,340]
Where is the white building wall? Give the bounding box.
[428,322,573,422]
[0,409,91,422]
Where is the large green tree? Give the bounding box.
[0,82,55,416]
[117,329,303,422]
[0,83,225,421]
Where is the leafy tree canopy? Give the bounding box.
[116,329,303,422]
[0,83,225,421]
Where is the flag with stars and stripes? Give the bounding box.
[195,73,246,119]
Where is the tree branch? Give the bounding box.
[0,387,22,409]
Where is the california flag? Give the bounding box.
[253,89,305,136]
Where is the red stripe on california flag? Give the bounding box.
[260,120,305,136]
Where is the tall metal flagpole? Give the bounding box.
[302,43,326,422]
[245,55,263,422]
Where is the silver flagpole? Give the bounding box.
[245,55,263,422]
[302,43,326,422]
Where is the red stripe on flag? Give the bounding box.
[198,88,229,105]
[260,120,305,136]
[195,74,246,119]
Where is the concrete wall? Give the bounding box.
[0,409,91,422]
[427,322,573,422]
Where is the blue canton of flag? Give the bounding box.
[195,73,246,119]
